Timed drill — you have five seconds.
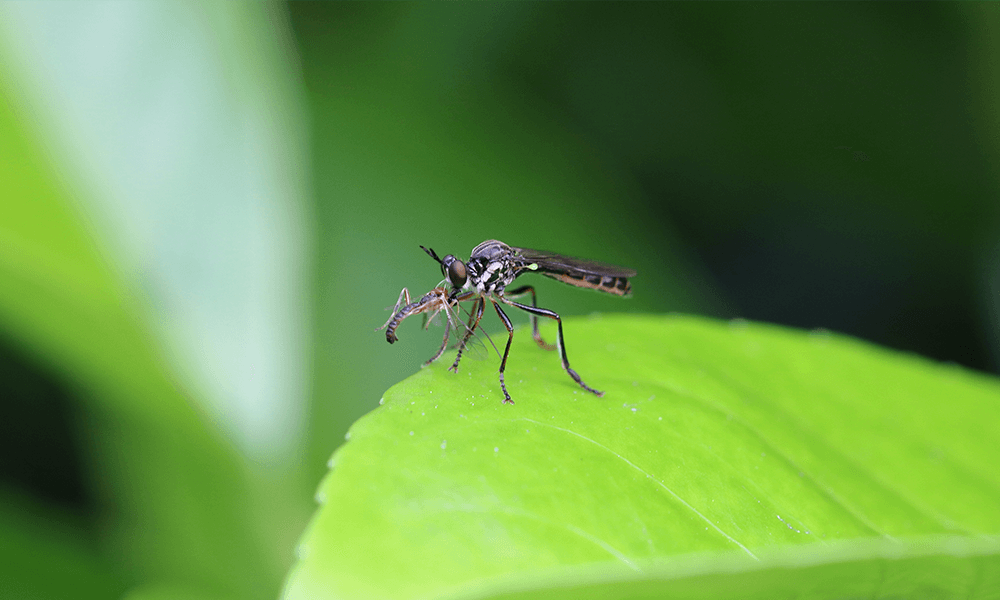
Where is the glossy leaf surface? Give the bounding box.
[285,314,1000,599]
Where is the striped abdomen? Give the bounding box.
[509,245,636,297]
[385,287,451,343]
[545,271,632,296]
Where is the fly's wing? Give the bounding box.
[511,246,636,296]
[421,306,447,330]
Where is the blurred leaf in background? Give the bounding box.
[1,2,1000,599]
[0,2,310,598]
[289,1,1000,480]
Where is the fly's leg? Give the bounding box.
[505,285,555,350]
[492,300,516,404]
[450,296,484,373]
[502,298,603,397]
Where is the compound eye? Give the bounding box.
[448,259,467,288]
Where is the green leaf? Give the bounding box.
[0,490,125,600]
[0,4,307,598]
[0,0,311,458]
[284,314,1000,599]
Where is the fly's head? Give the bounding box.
[421,245,468,292]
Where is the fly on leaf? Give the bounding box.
[383,240,635,404]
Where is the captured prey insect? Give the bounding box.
[379,286,469,366]
[382,239,636,404]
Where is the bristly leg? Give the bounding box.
[491,299,516,404]
[450,296,484,373]
[505,285,555,350]
[502,297,604,397]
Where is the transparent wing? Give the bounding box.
[420,307,447,330]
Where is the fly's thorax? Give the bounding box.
[469,256,517,295]
[469,239,512,263]
[466,239,516,295]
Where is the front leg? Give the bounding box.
[450,296,484,373]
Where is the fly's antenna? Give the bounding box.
[420,245,444,266]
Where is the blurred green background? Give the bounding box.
[1,3,999,599]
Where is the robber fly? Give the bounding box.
[384,239,635,404]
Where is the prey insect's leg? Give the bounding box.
[379,288,412,329]
[425,311,451,365]
[392,287,412,311]
[502,298,604,397]
[427,293,466,364]
[505,285,555,350]
[492,300,516,404]
[450,296,484,373]
[379,288,413,343]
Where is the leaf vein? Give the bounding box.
[519,417,759,560]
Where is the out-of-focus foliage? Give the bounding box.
[1,3,999,599]
[291,1,1000,484]
[0,3,307,599]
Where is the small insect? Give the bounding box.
[384,240,636,404]
[379,286,464,365]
